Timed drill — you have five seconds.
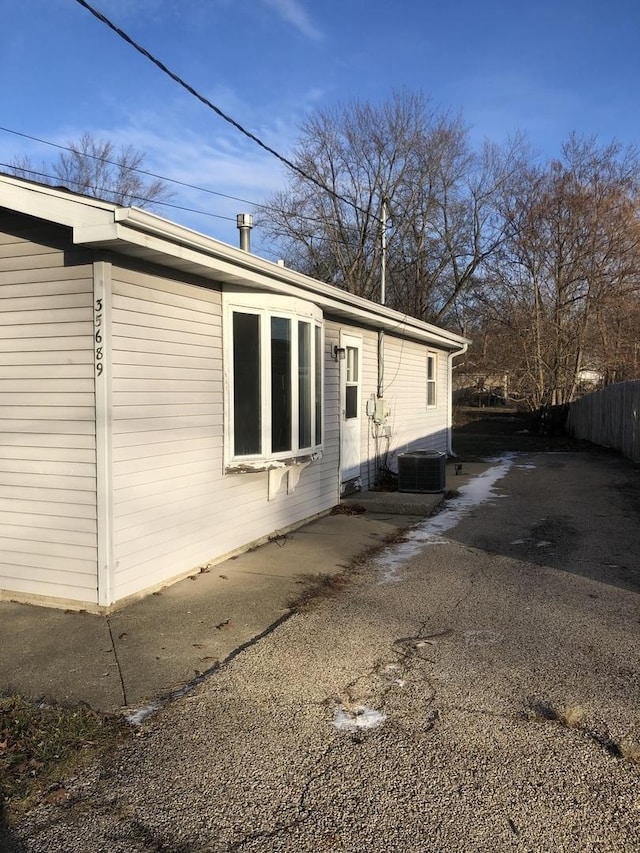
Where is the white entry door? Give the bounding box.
[340,334,362,490]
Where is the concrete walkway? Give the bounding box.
[0,462,485,715]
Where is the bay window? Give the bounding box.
[225,292,323,467]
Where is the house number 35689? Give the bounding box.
[94,298,104,376]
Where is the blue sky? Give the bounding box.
[1,0,639,256]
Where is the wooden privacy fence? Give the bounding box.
[566,380,640,463]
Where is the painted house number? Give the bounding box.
[94,298,104,376]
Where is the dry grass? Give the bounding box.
[331,503,366,515]
[288,572,352,611]
[523,699,640,765]
[557,704,586,728]
[288,519,416,610]
[0,694,129,819]
[525,699,585,729]
[620,740,640,764]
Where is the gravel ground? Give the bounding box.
[5,450,640,852]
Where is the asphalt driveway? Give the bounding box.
[8,450,640,852]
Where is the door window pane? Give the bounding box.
[345,385,358,419]
[233,312,261,455]
[298,321,311,448]
[345,346,358,419]
[271,317,291,452]
[346,346,358,382]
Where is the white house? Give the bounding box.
[0,175,469,611]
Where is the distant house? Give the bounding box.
[0,175,469,611]
[453,371,509,406]
[575,367,603,394]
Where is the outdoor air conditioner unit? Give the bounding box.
[397,450,446,494]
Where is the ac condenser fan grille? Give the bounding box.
[397,450,446,493]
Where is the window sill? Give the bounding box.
[226,451,322,501]
[225,450,322,476]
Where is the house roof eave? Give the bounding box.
[107,208,470,351]
[0,175,471,351]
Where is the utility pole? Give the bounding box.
[380,197,387,306]
[377,196,388,399]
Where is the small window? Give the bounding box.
[427,353,437,408]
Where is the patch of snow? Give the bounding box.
[126,703,161,726]
[516,463,536,470]
[510,538,529,545]
[332,705,387,732]
[536,540,552,548]
[376,454,515,583]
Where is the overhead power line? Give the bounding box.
[0,124,375,234]
[0,125,264,211]
[72,0,379,223]
[0,125,384,251]
[0,157,370,255]
[0,161,237,222]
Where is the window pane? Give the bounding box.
[345,385,358,419]
[427,354,436,406]
[346,347,358,382]
[271,317,291,453]
[298,321,311,448]
[315,326,322,444]
[233,312,261,455]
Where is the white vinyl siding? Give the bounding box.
[110,269,337,603]
[384,337,449,462]
[0,217,98,604]
[321,324,342,505]
[324,321,450,490]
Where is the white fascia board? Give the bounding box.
[73,222,127,244]
[0,175,116,229]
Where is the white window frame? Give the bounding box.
[427,352,438,408]
[223,290,324,471]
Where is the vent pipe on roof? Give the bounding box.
[236,213,253,251]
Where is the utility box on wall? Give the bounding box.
[397,450,446,493]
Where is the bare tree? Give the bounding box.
[468,135,640,408]
[257,91,523,323]
[8,133,172,209]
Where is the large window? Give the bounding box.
[427,353,437,408]
[225,293,323,466]
[233,313,261,454]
